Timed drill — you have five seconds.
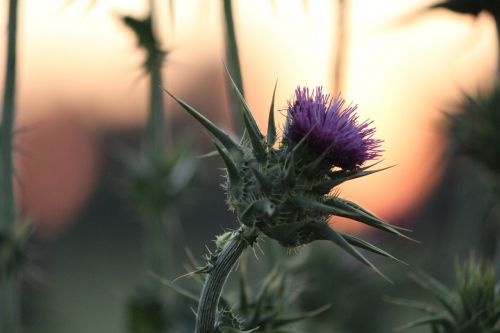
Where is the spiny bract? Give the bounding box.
[168,73,409,274]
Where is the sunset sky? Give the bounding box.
[0,0,497,232]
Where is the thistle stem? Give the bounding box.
[1,0,17,234]
[195,227,256,333]
[222,0,244,136]
[0,0,20,332]
[147,47,166,157]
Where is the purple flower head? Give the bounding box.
[284,86,382,170]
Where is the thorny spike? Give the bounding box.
[311,222,392,282]
[214,143,241,188]
[224,64,263,139]
[267,80,278,147]
[165,90,243,155]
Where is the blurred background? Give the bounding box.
[1,0,499,332]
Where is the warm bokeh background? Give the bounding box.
[0,0,498,332]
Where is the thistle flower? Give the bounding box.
[168,72,409,333]
[284,87,382,170]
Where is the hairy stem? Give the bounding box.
[195,227,256,333]
[0,0,20,332]
[222,0,244,136]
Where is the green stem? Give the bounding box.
[222,0,244,136]
[1,0,17,233]
[1,0,20,332]
[195,227,256,333]
[147,50,166,156]
[0,273,20,333]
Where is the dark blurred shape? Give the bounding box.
[448,84,500,175]
[0,221,32,276]
[447,85,500,259]
[125,290,167,333]
[121,15,166,74]
[430,0,500,17]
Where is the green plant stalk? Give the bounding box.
[1,0,17,233]
[147,50,166,157]
[0,0,20,332]
[196,227,254,333]
[144,6,173,284]
[222,0,244,135]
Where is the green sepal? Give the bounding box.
[214,143,242,190]
[165,91,243,155]
[243,114,267,163]
[283,154,296,187]
[250,166,271,194]
[309,222,390,281]
[302,145,331,176]
[340,232,406,265]
[267,80,278,147]
[240,199,276,223]
[259,220,313,247]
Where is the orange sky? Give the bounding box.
[0,0,498,231]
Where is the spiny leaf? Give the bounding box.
[243,113,267,162]
[311,222,391,281]
[324,197,415,239]
[267,80,278,147]
[165,90,243,155]
[326,165,394,188]
[224,64,262,138]
[224,65,267,161]
[271,304,331,328]
[395,315,451,332]
[238,255,249,312]
[384,297,442,315]
[340,232,406,265]
[214,143,241,187]
[251,267,282,324]
[409,271,460,321]
[149,272,199,303]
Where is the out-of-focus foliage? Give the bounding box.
[218,266,329,333]
[448,85,500,176]
[393,257,500,332]
[125,145,196,217]
[126,290,167,333]
[0,222,32,276]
